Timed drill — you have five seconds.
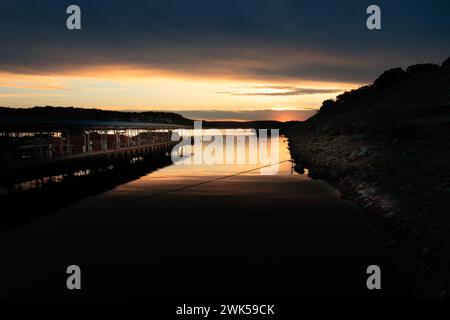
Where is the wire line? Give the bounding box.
[144,159,293,198]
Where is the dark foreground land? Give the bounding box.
[286,57,450,298]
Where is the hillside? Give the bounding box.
[286,57,450,298]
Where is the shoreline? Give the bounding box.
[286,132,450,299]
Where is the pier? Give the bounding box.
[0,116,191,189]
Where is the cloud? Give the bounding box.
[219,86,344,96]
[0,0,448,84]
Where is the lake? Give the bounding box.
[0,133,430,300]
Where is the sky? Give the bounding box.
[0,0,449,121]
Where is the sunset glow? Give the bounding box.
[0,69,357,121]
[1,1,448,121]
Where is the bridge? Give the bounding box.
[0,116,191,190]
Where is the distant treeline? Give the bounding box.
[0,106,194,126]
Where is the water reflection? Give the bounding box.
[115,135,313,198]
[1,132,298,230]
[0,156,173,232]
[0,133,429,300]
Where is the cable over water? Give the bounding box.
[144,160,293,198]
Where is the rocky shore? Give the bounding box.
[286,57,450,298]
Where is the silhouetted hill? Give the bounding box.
[300,58,450,138]
[0,106,194,126]
[287,57,450,298]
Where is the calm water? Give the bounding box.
[0,135,429,300]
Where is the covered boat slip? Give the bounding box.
[0,116,191,188]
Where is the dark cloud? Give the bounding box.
[0,0,449,83]
[251,86,298,90]
[216,86,344,96]
[218,86,343,96]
